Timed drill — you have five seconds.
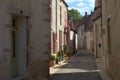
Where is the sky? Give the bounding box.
[64,0,95,16]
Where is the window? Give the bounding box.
[60,6,62,25]
[53,32,56,53]
[12,18,16,57]
[107,18,111,54]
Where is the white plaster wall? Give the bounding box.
[75,34,78,49]
[70,31,74,40]
[70,30,74,53]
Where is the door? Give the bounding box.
[11,16,27,78]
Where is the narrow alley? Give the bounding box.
[0,0,120,80]
[49,50,102,80]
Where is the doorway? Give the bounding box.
[11,16,27,78]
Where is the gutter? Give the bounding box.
[61,0,69,7]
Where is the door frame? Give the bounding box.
[11,15,29,78]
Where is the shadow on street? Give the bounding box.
[49,52,102,80]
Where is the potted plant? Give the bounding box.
[50,55,56,67]
[55,57,58,64]
[64,52,69,60]
[61,50,64,61]
[57,51,62,62]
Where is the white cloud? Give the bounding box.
[65,0,95,16]
[68,7,91,16]
[76,2,85,7]
[88,0,95,3]
[65,0,78,3]
[65,0,95,3]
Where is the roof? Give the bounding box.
[61,0,68,7]
[93,0,102,21]
[71,19,83,33]
[93,8,101,21]
[95,0,102,7]
[84,15,93,31]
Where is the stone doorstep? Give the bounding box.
[12,75,28,80]
[50,60,68,75]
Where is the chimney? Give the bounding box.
[91,11,93,14]
[85,12,87,16]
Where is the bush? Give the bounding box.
[50,55,56,61]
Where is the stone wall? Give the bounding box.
[0,0,50,80]
[102,0,120,80]
[0,1,13,79]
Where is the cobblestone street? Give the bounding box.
[49,51,102,80]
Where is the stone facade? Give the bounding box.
[93,0,102,58]
[78,25,86,49]
[85,30,94,51]
[77,13,94,51]
[59,0,68,51]
[93,18,102,58]
[51,0,57,54]
[69,30,77,55]
[102,0,120,80]
[0,0,50,80]
[51,0,68,54]
[69,20,78,55]
[84,13,94,52]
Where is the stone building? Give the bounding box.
[78,22,85,49]
[84,13,94,51]
[0,0,50,80]
[77,12,94,51]
[93,0,102,58]
[51,0,57,54]
[69,20,78,55]
[59,0,68,51]
[102,0,120,80]
[50,0,68,54]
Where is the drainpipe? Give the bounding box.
[101,0,105,72]
[56,0,59,52]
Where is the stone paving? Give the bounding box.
[49,51,102,80]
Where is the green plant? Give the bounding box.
[56,57,58,60]
[61,50,64,56]
[57,50,64,56]
[57,51,62,57]
[50,55,56,61]
[55,57,59,64]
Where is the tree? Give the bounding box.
[68,8,82,20]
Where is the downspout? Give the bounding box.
[101,0,105,71]
[56,0,58,52]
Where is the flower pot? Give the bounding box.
[56,58,58,64]
[50,60,55,67]
[58,56,61,62]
